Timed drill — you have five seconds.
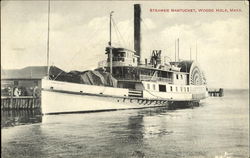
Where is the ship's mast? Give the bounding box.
[175,40,176,62]
[177,38,179,62]
[190,47,192,60]
[109,11,114,74]
[196,41,198,61]
[46,0,51,79]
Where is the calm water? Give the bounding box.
[1,90,249,158]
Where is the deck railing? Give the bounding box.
[98,57,133,68]
[139,75,172,83]
[1,96,41,109]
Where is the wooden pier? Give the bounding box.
[1,96,41,110]
[208,88,224,97]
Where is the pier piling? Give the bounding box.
[1,96,41,110]
[208,88,224,97]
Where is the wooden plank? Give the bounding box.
[1,96,35,99]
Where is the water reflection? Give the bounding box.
[1,106,183,129]
[127,115,145,157]
[137,106,169,116]
[1,109,42,128]
[1,90,249,158]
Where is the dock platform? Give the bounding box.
[1,96,41,110]
[208,88,224,97]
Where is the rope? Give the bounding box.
[112,20,122,46]
[52,15,106,80]
[111,18,127,47]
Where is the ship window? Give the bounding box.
[176,74,179,79]
[133,58,135,63]
[159,85,166,92]
[34,80,38,85]
[153,84,156,90]
[161,71,168,78]
[14,81,18,86]
[181,75,183,79]
[176,86,178,92]
[147,84,150,89]
[184,87,186,92]
[180,87,183,92]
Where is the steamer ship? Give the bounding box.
[41,4,208,114]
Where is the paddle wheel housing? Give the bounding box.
[178,61,206,85]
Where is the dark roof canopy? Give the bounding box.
[1,66,66,80]
[170,61,194,73]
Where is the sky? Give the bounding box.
[1,1,249,89]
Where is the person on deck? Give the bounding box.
[33,86,40,97]
[13,87,19,97]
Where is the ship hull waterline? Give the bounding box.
[41,89,201,115]
[41,79,204,115]
[42,90,170,114]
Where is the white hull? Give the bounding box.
[41,79,207,114]
[42,90,167,114]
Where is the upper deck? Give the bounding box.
[96,46,191,87]
[98,46,187,74]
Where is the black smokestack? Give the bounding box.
[134,4,141,63]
